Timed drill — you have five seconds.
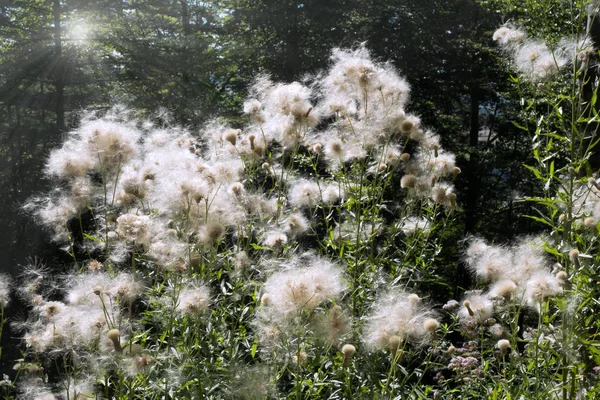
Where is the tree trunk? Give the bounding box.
[53,0,65,132]
[180,0,190,36]
[582,14,600,170]
[465,86,480,233]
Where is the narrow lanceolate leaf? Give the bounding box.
[524,164,543,179]
[524,215,553,227]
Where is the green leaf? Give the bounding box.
[511,120,528,131]
[83,233,103,243]
[523,215,553,227]
[251,338,258,359]
[524,164,543,179]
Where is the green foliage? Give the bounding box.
[3,0,600,399]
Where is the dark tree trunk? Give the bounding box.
[180,0,190,36]
[582,14,600,170]
[53,0,65,132]
[465,86,480,233]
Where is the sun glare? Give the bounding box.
[67,22,91,44]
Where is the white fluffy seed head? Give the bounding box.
[0,274,10,307]
[260,255,346,317]
[286,213,310,236]
[584,217,596,228]
[288,179,321,207]
[493,26,526,47]
[401,174,417,188]
[363,289,437,350]
[423,318,439,332]
[497,339,510,352]
[489,280,517,299]
[525,271,561,310]
[176,284,210,315]
[459,294,493,322]
[262,230,288,249]
[198,222,225,245]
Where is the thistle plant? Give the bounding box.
[428,3,600,397]
[4,15,599,396]
[0,44,462,399]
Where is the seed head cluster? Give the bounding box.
[493,25,593,81]
[12,46,467,397]
[363,289,439,351]
[464,237,561,311]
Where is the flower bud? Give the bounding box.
[341,344,356,367]
[569,249,580,265]
[463,300,474,317]
[446,192,457,207]
[589,177,600,190]
[107,329,122,353]
[556,271,568,283]
[497,339,510,354]
[424,318,440,332]
[224,130,238,146]
[292,351,308,365]
[401,174,417,189]
[584,217,596,228]
[389,335,403,355]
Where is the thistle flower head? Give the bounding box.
[261,230,288,249]
[260,254,346,318]
[341,343,356,367]
[116,213,151,246]
[489,280,517,300]
[459,293,493,322]
[0,274,10,307]
[45,140,93,178]
[364,289,438,350]
[243,99,265,123]
[288,179,321,207]
[401,174,418,189]
[198,221,225,246]
[510,238,550,284]
[525,271,561,311]
[397,216,431,236]
[59,377,97,400]
[285,212,310,236]
[176,283,210,315]
[341,343,356,356]
[497,339,510,354]
[79,120,142,169]
[492,25,526,47]
[493,24,578,81]
[315,305,350,345]
[466,243,512,282]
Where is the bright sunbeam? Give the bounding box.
[67,22,91,43]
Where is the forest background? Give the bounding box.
[0,0,581,393]
[0,0,539,278]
